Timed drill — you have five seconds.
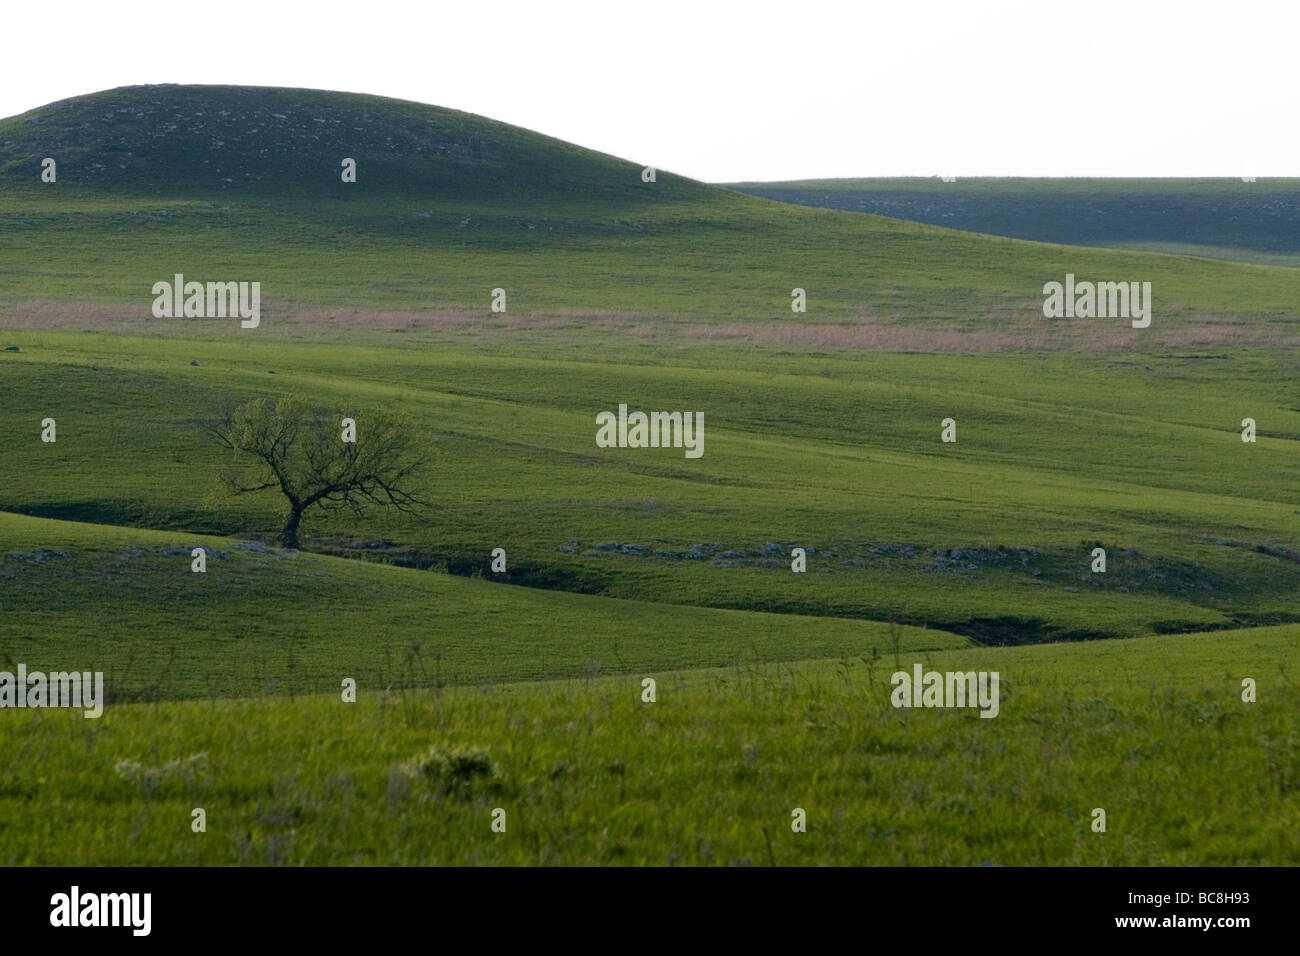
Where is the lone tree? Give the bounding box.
[208,397,426,548]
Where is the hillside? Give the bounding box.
[0,84,710,202]
[1,86,1298,647]
[3,331,1298,645]
[2,84,1299,869]
[2,87,1299,341]
[727,177,1300,268]
[0,510,966,700]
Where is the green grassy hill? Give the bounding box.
[2,83,1296,647]
[0,84,709,202]
[0,510,965,700]
[2,86,1298,866]
[3,87,1299,338]
[727,177,1300,268]
[2,330,1297,645]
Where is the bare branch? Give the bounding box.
[206,396,427,547]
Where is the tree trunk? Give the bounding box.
[279,508,303,549]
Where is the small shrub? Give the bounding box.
[402,745,501,798]
[114,752,209,798]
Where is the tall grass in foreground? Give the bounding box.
[2,628,1295,865]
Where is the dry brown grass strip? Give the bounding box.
[2,298,1295,353]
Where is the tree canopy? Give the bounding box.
[208,396,426,548]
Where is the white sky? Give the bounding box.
[3,0,1296,182]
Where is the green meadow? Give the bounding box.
[2,332,1297,647]
[2,629,1295,866]
[0,85,1297,865]
[730,177,1300,269]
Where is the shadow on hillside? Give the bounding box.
[9,501,226,534]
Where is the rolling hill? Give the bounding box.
[0,84,710,201]
[1,84,1298,867]
[1,84,1298,653]
[2,86,1299,341]
[728,177,1300,268]
[2,330,1299,651]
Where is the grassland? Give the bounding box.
[1,85,1297,865]
[0,510,969,700]
[729,177,1300,269]
[4,91,1300,337]
[1,627,1295,866]
[1,330,1297,649]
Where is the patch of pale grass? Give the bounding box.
[2,298,1295,354]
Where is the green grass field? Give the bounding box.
[3,332,1298,646]
[1,85,1297,865]
[728,177,1300,269]
[2,629,1295,865]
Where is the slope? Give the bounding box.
[0,87,1297,340]
[727,177,1300,268]
[3,331,1299,643]
[0,509,968,700]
